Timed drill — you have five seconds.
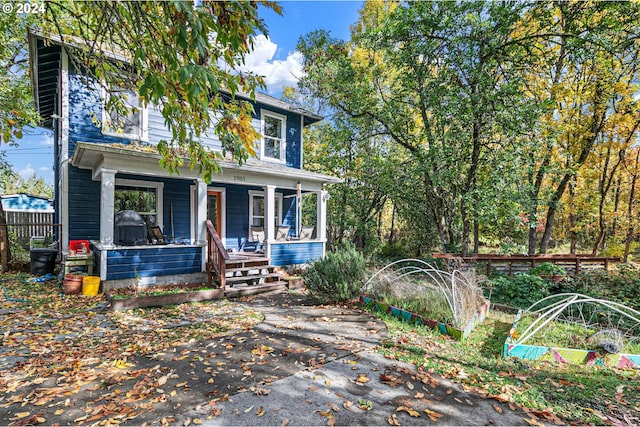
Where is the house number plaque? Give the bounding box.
[233,175,246,182]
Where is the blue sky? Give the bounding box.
[1,1,363,187]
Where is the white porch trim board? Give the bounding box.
[99,169,117,246]
[264,185,276,259]
[196,179,208,272]
[60,48,70,252]
[195,180,207,246]
[318,190,328,256]
[100,249,108,280]
[71,142,339,192]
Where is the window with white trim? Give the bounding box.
[102,88,148,141]
[249,190,283,227]
[115,179,163,228]
[261,110,286,162]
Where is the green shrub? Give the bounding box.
[489,273,551,309]
[570,264,640,310]
[530,262,567,277]
[376,241,412,260]
[302,243,366,303]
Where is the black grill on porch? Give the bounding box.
[114,210,148,246]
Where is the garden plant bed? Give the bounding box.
[360,294,490,340]
[106,283,223,310]
[284,276,304,290]
[504,309,640,369]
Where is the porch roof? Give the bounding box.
[71,142,341,190]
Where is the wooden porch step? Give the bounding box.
[226,265,277,275]
[226,273,282,285]
[224,281,288,298]
[226,255,270,263]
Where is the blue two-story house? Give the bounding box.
[29,32,339,291]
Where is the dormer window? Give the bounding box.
[102,88,148,141]
[261,110,286,162]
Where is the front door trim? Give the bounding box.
[207,187,226,242]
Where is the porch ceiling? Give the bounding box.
[71,142,341,190]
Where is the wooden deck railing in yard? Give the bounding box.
[433,253,621,276]
[206,219,228,289]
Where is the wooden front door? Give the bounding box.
[207,190,222,234]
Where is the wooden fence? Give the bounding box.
[432,253,621,276]
[4,210,56,248]
[1,210,61,270]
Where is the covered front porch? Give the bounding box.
[70,142,339,290]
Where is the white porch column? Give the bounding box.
[99,169,117,247]
[195,179,208,245]
[264,185,276,259]
[196,179,208,272]
[317,190,328,255]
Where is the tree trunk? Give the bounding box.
[461,117,482,257]
[388,203,396,244]
[0,201,11,272]
[540,79,608,253]
[569,175,577,254]
[473,216,479,255]
[460,200,470,257]
[337,187,348,246]
[424,173,448,252]
[528,149,551,255]
[611,177,621,237]
[623,150,640,262]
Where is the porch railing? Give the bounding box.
[205,219,228,289]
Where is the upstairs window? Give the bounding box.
[261,110,286,162]
[102,88,148,141]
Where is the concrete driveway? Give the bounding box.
[174,292,533,426]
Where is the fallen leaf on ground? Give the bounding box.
[380,373,403,387]
[424,408,443,422]
[397,406,421,417]
[252,345,274,358]
[356,373,370,384]
[493,404,503,414]
[358,399,373,411]
[327,403,340,412]
[388,414,400,425]
[489,393,512,403]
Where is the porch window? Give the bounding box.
[115,179,163,228]
[249,190,283,227]
[102,88,148,141]
[261,110,286,162]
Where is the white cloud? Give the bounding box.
[241,35,304,95]
[18,164,35,180]
[39,135,54,146]
[38,166,50,172]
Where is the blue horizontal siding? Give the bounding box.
[222,183,261,250]
[67,171,193,242]
[66,67,303,167]
[105,246,202,280]
[282,189,295,228]
[270,241,324,266]
[68,167,101,241]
